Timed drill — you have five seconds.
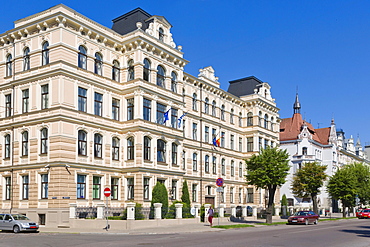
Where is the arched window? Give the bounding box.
[144,136,151,161]
[192,153,198,171]
[302,147,308,155]
[156,65,165,88]
[192,93,197,111]
[78,46,87,69]
[259,111,263,126]
[204,98,209,114]
[112,137,120,160]
[158,27,164,41]
[157,139,166,163]
[127,137,134,160]
[4,134,10,159]
[239,112,242,127]
[239,162,243,178]
[172,143,178,165]
[78,130,87,156]
[264,114,268,129]
[230,109,234,124]
[270,117,274,131]
[6,54,12,77]
[221,105,225,120]
[247,112,253,126]
[23,47,30,71]
[22,131,29,156]
[143,58,151,82]
[231,160,235,177]
[212,100,216,117]
[205,155,209,173]
[94,53,103,75]
[94,134,103,158]
[42,41,49,65]
[221,158,225,175]
[127,59,134,81]
[112,60,120,82]
[171,71,177,93]
[40,128,48,154]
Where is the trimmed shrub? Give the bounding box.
[150,182,169,218]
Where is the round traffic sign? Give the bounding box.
[216,178,224,187]
[104,187,111,197]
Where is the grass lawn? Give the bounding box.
[212,224,255,229]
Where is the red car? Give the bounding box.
[356,208,363,218]
[287,211,319,225]
[357,208,370,219]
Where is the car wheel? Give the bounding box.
[305,219,309,225]
[314,219,318,225]
[13,225,20,233]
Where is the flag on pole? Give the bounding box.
[163,108,170,124]
[178,113,187,128]
[212,136,221,147]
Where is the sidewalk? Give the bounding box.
[39,217,288,235]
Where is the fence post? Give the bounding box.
[175,203,183,219]
[275,206,280,216]
[242,206,247,217]
[231,204,236,217]
[69,203,77,219]
[219,204,225,217]
[194,204,200,219]
[252,206,257,218]
[97,203,105,219]
[126,203,136,220]
[154,203,162,219]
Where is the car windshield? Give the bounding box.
[294,211,308,216]
[363,209,370,213]
[12,215,30,220]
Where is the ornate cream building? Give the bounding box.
[0,5,280,226]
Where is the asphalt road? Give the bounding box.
[0,219,369,247]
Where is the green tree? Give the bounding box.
[151,182,169,218]
[181,179,191,217]
[291,162,328,214]
[348,162,370,205]
[245,146,290,223]
[327,165,357,218]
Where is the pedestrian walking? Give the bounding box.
[208,206,214,227]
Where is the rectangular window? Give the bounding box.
[112,98,120,121]
[239,163,243,178]
[5,94,12,117]
[204,126,209,143]
[156,103,166,124]
[41,84,49,110]
[192,123,197,140]
[171,180,177,200]
[78,87,87,112]
[22,132,28,156]
[93,176,101,200]
[192,184,197,202]
[111,178,119,200]
[41,174,48,199]
[230,188,234,203]
[5,177,11,200]
[40,129,48,154]
[239,137,242,152]
[22,175,29,200]
[22,89,29,113]
[171,108,178,128]
[230,135,234,150]
[127,98,134,120]
[4,135,10,159]
[77,174,86,199]
[143,98,151,121]
[172,144,178,165]
[239,188,243,203]
[259,137,262,151]
[94,92,103,116]
[205,155,209,173]
[264,139,269,149]
[127,178,134,200]
[212,156,217,174]
[144,177,150,200]
[212,128,216,144]
[221,132,225,147]
[247,188,254,203]
[182,151,186,170]
[247,137,253,152]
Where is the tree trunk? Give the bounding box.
[265,186,276,224]
[342,205,346,218]
[311,193,318,215]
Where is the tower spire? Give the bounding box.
[293,93,301,114]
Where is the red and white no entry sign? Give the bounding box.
[104,187,111,197]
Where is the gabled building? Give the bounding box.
[0,5,280,227]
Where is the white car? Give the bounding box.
[0,214,39,233]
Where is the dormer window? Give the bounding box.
[159,28,164,41]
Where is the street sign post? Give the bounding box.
[215,178,224,226]
[103,187,111,231]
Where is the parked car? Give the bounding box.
[357,208,370,219]
[356,208,364,218]
[0,214,39,233]
[287,211,319,225]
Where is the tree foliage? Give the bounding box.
[348,162,370,205]
[291,162,327,214]
[151,182,169,218]
[245,146,290,223]
[181,179,191,207]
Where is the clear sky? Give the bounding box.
[1,0,370,146]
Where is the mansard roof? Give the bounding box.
[227,76,264,97]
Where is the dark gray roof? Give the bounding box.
[227,76,263,97]
[112,8,153,35]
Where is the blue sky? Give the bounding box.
[1,0,370,145]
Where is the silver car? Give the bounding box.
[0,214,39,233]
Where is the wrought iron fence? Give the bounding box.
[76,207,97,219]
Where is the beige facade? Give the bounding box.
[0,5,280,226]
